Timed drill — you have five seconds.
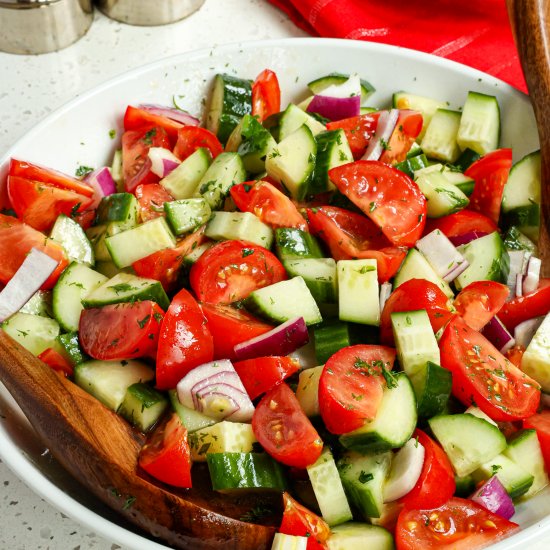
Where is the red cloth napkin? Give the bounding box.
[268,0,526,93]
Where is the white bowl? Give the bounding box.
[0,37,546,550]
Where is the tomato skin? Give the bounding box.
[505,345,525,368]
[200,302,273,360]
[329,160,427,247]
[190,240,287,304]
[79,301,164,361]
[319,345,396,434]
[279,493,330,550]
[135,183,173,222]
[0,213,68,289]
[396,497,519,550]
[138,412,192,488]
[252,382,323,468]
[326,112,380,159]
[465,148,513,224]
[400,429,455,510]
[124,105,184,144]
[251,69,281,122]
[380,279,453,345]
[155,288,214,390]
[440,315,540,421]
[230,181,308,232]
[498,279,550,331]
[37,348,73,377]
[425,209,498,239]
[173,127,222,160]
[234,356,300,400]
[454,280,509,331]
[379,110,423,165]
[524,411,550,470]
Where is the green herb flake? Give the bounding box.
[358,471,374,484]
[75,165,94,178]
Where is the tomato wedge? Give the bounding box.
[425,209,497,240]
[124,105,184,144]
[251,69,281,122]
[505,345,526,368]
[379,110,423,165]
[190,240,287,304]
[319,345,396,434]
[37,348,73,377]
[155,288,214,390]
[135,183,173,222]
[252,382,323,468]
[454,280,509,331]
[465,148,513,224]
[498,279,550,331]
[380,279,453,345]
[230,180,308,232]
[200,302,273,360]
[79,301,164,361]
[400,429,455,510]
[396,497,519,550]
[524,411,550,470]
[173,127,222,160]
[326,112,380,159]
[329,160,427,247]
[439,315,540,421]
[138,412,192,488]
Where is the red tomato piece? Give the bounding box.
[189,240,287,304]
[135,183,173,222]
[424,209,498,239]
[173,127,222,161]
[200,302,273,360]
[454,281,509,331]
[307,206,406,283]
[395,497,519,550]
[234,356,300,400]
[319,345,396,434]
[73,209,96,231]
[251,69,281,122]
[0,213,68,289]
[79,301,164,361]
[230,180,308,232]
[380,279,453,345]
[7,176,92,232]
[505,345,526,368]
[124,105,184,144]
[379,110,423,165]
[524,411,550,470]
[439,315,540,421]
[155,288,214,390]
[465,148,513,224]
[400,429,455,510]
[279,493,330,550]
[252,383,323,468]
[326,112,380,159]
[329,160,427,247]
[37,348,73,377]
[138,412,192,488]
[498,279,550,331]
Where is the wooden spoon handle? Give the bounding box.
[507,0,550,276]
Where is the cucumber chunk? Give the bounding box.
[189,421,256,462]
[295,365,324,418]
[96,192,139,225]
[274,228,324,261]
[278,104,326,142]
[311,129,353,194]
[205,211,273,248]
[19,290,52,317]
[1,312,59,356]
[56,331,88,366]
[118,382,168,432]
[327,522,394,550]
[50,214,94,265]
[168,389,216,433]
[160,147,212,200]
[164,198,211,236]
[457,91,500,155]
[309,72,375,103]
[521,313,550,392]
[285,258,337,304]
[237,114,277,173]
[414,169,469,218]
[420,109,462,163]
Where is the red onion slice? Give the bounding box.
[234,317,309,360]
[523,256,541,295]
[0,248,59,322]
[482,316,515,354]
[514,316,545,348]
[138,104,200,126]
[471,476,515,520]
[506,250,528,299]
[148,147,181,178]
[362,109,399,161]
[84,167,116,208]
[449,231,488,247]
[307,94,361,121]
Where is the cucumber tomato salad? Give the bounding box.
[1,68,550,550]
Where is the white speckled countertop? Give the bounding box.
[0,2,305,548]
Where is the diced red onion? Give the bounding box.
[307,94,361,121]
[449,231,488,247]
[379,282,392,312]
[234,317,309,360]
[482,316,515,354]
[84,167,116,208]
[471,476,515,520]
[416,230,468,282]
[506,250,527,299]
[148,147,181,178]
[0,248,58,322]
[514,316,545,348]
[362,109,399,161]
[523,256,541,295]
[138,104,200,126]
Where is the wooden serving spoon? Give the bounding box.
[507,0,550,276]
[0,329,280,549]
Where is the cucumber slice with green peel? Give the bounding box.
[428,413,507,477]
[407,141,424,158]
[414,170,469,218]
[96,192,139,225]
[245,276,322,326]
[337,259,379,326]
[454,148,481,172]
[105,217,176,268]
[206,74,252,144]
[337,451,392,519]
[56,331,88,366]
[164,198,211,236]
[1,312,59,356]
[420,108,462,163]
[159,147,212,200]
[50,214,94,265]
[274,228,324,261]
[307,447,353,526]
[308,73,375,103]
[19,290,52,317]
[313,319,368,364]
[415,163,475,196]
[82,272,170,311]
[278,104,326,142]
[394,154,429,178]
[74,359,154,412]
[521,313,550,392]
[339,373,417,452]
[272,533,308,550]
[167,389,216,433]
[327,522,394,550]
[52,262,108,332]
[236,114,277,173]
[206,452,287,492]
[454,474,476,497]
[284,258,337,304]
[86,222,132,263]
[413,361,452,418]
[296,365,323,417]
[265,124,317,202]
[118,382,168,432]
[189,421,256,461]
[455,231,509,289]
[457,91,500,155]
[205,211,273,248]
